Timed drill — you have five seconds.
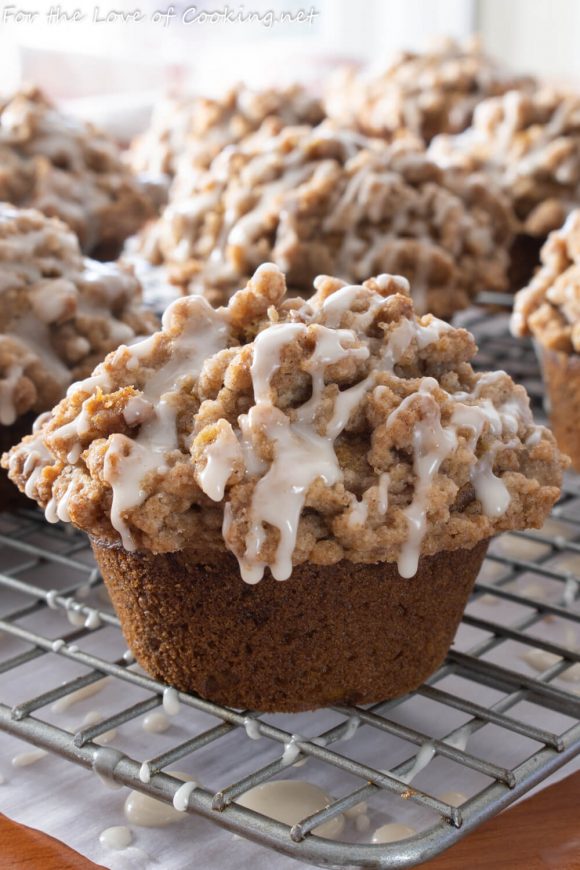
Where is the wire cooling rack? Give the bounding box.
[0,306,579,870]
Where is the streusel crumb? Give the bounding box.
[136,122,514,318]
[512,210,580,352]
[430,88,580,238]
[129,83,324,180]
[325,37,533,143]
[0,203,158,426]
[0,86,157,255]
[4,264,565,582]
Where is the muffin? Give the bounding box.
[0,203,158,507]
[325,37,534,144]
[135,122,514,318]
[4,265,565,711]
[0,86,158,257]
[129,83,325,180]
[429,88,580,287]
[512,210,580,470]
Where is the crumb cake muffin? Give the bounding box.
[325,37,533,144]
[0,203,158,507]
[136,122,514,318]
[0,87,158,257]
[429,88,580,287]
[4,265,565,711]
[512,211,580,470]
[129,83,325,180]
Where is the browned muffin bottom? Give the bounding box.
[93,538,488,712]
[537,346,580,471]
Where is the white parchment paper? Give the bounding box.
[0,520,578,870]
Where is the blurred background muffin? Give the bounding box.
[512,210,580,469]
[0,202,158,506]
[0,87,160,258]
[133,122,514,318]
[325,37,535,143]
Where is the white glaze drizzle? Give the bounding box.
[11,748,48,767]
[243,717,262,740]
[281,735,303,767]
[52,676,110,713]
[102,297,231,550]
[236,780,345,840]
[142,711,171,734]
[99,825,133,850]
[399,742,436,784]
[372,822,416,844]
[162,687,180,716]
[124,772,194,827]
[172,780,198,811]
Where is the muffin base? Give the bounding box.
[92,539,489,712]
[0,414,37,511]
[537,344,580,471]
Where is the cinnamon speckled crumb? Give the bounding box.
[4,265,566,574]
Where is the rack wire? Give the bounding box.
[0,306,579,869]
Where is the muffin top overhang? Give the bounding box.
[4,264,566,582]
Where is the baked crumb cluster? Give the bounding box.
[0,87,156,255]
[4,264,565,582]
[129,83,325,180]
[430,88,580,238]
[0,204,158,426]
[512,210,580,353]
[325,38,533,143]
[136,122,514,318]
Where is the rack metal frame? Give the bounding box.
[0,306,578,869]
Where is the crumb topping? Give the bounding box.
[136,122,514,318]
[512,210,580,353]
[429,88,580,237]
[0,87,157,254]
[325,37,533,143]
[0,203,158,426]
[4,264,565,582]
[129,83,325,179]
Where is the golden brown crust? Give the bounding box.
[93,538,489,712]
[0,204,158,427]
[0,86,157,254]
[3,265,565,577]
[325,38,534,143]
[137,122,514,318]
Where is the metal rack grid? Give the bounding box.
[0,308,579,870]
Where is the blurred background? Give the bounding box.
[0,0,574,135]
